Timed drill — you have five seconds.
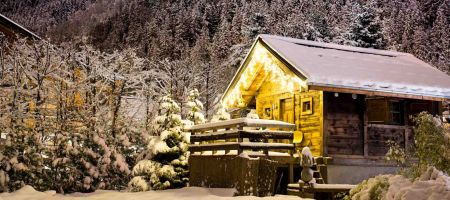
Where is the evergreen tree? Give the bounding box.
[129,95,189,191]
[243,12,268,39]
[345,4,386,49]
[186,89,206,125]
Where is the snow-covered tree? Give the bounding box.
[0,38,62,192]
[129,95,189,191]
[186,89,205,125]
[344,4,386,49]
[243,12,268,39]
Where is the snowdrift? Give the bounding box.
[0,185,305,200]
[348,167,450,200]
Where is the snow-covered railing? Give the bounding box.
[187,118,296,155]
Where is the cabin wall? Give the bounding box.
[325,92,364,155]
[295,90,323,156]
[256,87,323,156]
[324,91,442,157]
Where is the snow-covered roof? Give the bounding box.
[258,34,450,100]
[0,14,41,39]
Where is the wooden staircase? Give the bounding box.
[312,156,330,184]
[286,156,356,199]
[287,156,331,195]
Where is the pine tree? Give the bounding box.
[129,95,189,191]
[186,89,206,125]
[243,12,268,39]
[345,4,386,49]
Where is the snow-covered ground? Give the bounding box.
[348,167,450,200]
[0,186,305,200]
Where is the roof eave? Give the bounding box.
[0,14,41,40]
[221,35,310,102]
[308,82,449,101]
[220,37,261,102]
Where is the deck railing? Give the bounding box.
[186,118,296,155]
[186,118,297,183]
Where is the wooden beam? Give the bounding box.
[309,85,446,101]
[363,101,369,157]
[241,90,257,96]
[186,118,296,132]
[189,130,293,145]
[189,142,294,152]
[321,91,327,156]
[367,124,410,130]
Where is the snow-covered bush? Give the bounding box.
[345,175,390,200]
[413,112,450,175]
[385,112,450,178]
[211,102,231,122]
[129,95,189,191]
[186,89,206,125]
[246,109,259,119]
[345,167,450,200]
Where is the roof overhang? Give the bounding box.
[0,14,41,40]
[223,35,450,103]
[309,83,447,101]
[221,36,308,103]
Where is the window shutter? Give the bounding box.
[367,98,388,123]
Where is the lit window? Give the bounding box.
[264,106,272,119]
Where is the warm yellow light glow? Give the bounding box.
[223,42,306,108]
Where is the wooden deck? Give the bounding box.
[287,183,355,199]
[187,118,297,185]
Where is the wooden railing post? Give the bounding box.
[225,127,230,154]
[237,125,243,155]
[363,110,369,157]
[288,127,294,183]
[404,127,410,151]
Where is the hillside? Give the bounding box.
[1,0,449,111]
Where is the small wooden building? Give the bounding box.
[222,35,450,162]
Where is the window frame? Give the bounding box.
[301,97,313,115]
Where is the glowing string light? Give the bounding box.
[224,43,306,108]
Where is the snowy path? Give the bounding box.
[0,186,306,200]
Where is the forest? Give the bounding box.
[1,0,449,115]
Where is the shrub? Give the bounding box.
[385,112,450,178]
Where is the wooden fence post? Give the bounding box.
[237,125,243,155]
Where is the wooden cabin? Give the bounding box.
[222,35,450,182]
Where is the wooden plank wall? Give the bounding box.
[325,93,364,155]
[295,90,323,156]
[367,126,405,156]
[256,89,323,156]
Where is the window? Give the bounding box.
[367,98,404,125]
[389,100,403,125]
[301,97,313,115]
[264,106,272,119]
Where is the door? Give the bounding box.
[280,98,294,124]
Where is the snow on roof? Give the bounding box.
[259,34,450,99]
[0,14,41,39]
